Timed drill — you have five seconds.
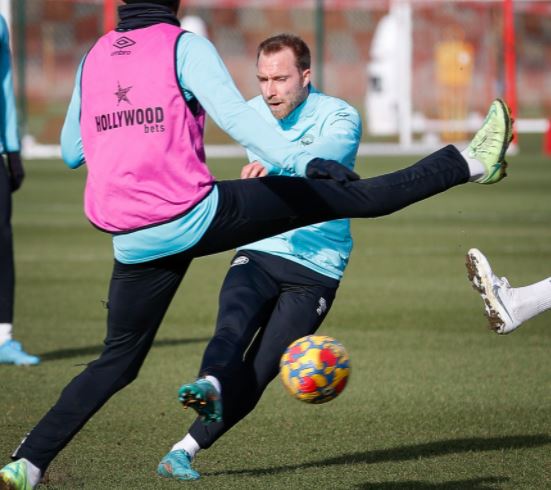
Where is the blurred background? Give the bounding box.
[2,0,551,154]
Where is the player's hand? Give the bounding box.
[6,152,25,192]
[241,161,268,179]
[305,158,359,184]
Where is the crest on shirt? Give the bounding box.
[300,134,314,146]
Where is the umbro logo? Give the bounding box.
[112,36,136,56]
[113,36,135,49]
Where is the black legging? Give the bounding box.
[0,155,14,324]
[15,145,469,471]
[188,250,339,449]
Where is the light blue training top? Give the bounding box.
[0,15,20,154]
[61,31,319,263]
[239,87,362,280]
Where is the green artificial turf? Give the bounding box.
[1,147,549,489]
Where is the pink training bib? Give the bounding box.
[80,24,214,232]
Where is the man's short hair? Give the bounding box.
[257,34,311,71]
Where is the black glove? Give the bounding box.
[305,158,360,184]
[6,151,25,192]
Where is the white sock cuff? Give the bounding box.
[0,324,13,345]
[21,458,42,487]
[459,148,485,181]
[171,434,201,460]
[514,277,551,323]
[203,375,221,396]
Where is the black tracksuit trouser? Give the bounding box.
[0,156,14,324]
[189,250,340,449]
[14,145,469,470]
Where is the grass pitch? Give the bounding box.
[1,146,550,489]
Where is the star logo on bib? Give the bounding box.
[114,81,132,105]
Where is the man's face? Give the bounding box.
[257,48,310,120]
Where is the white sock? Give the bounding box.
[22,459,42,487]
[0,324,13,345]
[171,434,201,460]
[203,375,221,396]
[459,148,486,181]
[512,277,551,324]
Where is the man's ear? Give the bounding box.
[302,68,311,87]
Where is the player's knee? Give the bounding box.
[109,364,142,391]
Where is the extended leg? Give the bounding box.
[193,146,470,257]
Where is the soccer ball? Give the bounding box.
[279,335,350,404]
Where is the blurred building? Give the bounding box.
[6,0,551,144]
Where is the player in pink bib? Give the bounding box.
[81,23,212,232]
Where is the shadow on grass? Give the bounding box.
[208,434,551,477]
[38,336,211,361]
[355,476,506,489]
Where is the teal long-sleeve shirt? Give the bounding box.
[0,15,20,154]
[240,87,362,280]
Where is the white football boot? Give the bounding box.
[465,248,521,334]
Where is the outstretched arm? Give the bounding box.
[176,33,315,176]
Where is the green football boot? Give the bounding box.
[467,98,514,184]
[178,378,222,424]
[0,460,34,490]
